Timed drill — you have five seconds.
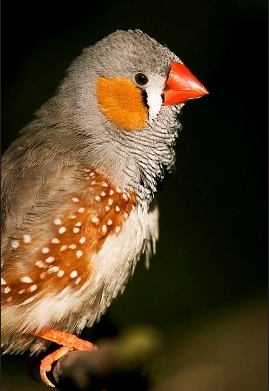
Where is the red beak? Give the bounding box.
[163,62,209,105]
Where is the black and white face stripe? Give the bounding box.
[134,73,167,124]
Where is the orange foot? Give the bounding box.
[33,329,96,387]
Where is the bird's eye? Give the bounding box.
[134,73,149,86]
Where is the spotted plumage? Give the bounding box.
[1,29,207,386]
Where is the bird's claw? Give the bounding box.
[40,355,56,387]
[34,330,96,387]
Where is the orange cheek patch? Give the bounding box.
[96,77,148,130]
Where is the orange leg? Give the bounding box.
[33,329,96,387]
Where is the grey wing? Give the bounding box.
[1,134,81,250]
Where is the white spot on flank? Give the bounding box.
[75,222,82,227]
[72,197,79,203]
[78,207,85,213]
[124,212,128,219]
[69,214,76,219]
[115,226,121,234]
[73,227,80,233]
[116,187,122,193]
[20,276,33,283]
[102,182,108,187]
[7,297,13,303]
[60,245,67,251]
[57,270,64,277]
[11,240,19,249]
[76,250,83,259]
[29,284,37,292]
[91,180,96,185]
[50,266,59,272]
[100,191,106,197]
[75,277,81,284]
[45,257,55,263]
[115,206,120,212]
[1,278,6,285]
[107,219,113,225]
[21,297,35,305]
[51,238,60,244]
[122,193,128,201]
[59,227,66,234]
[102,225,107,234]
[92,216,99,223]
[35,260,47,269]
[69,244,76,249]
[42,247,49,254]
[108,198,113,206]
[19,289,25,294]
[70,270,78,278]
[79,237,86,244]
[105,206,110,212]
[4,286,11,294]
[40,272,47,279]
[89,172,95,177]
[84,169,91,172]
[23,234,31,243]
[95,196,101,202]
[54,218,62,225]
[109,189,114,195]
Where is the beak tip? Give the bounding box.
[196,86,209,98]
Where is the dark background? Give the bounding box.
[1,0,267,390]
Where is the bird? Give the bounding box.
[1,29,208,387]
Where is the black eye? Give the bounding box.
[134,73,149,86]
